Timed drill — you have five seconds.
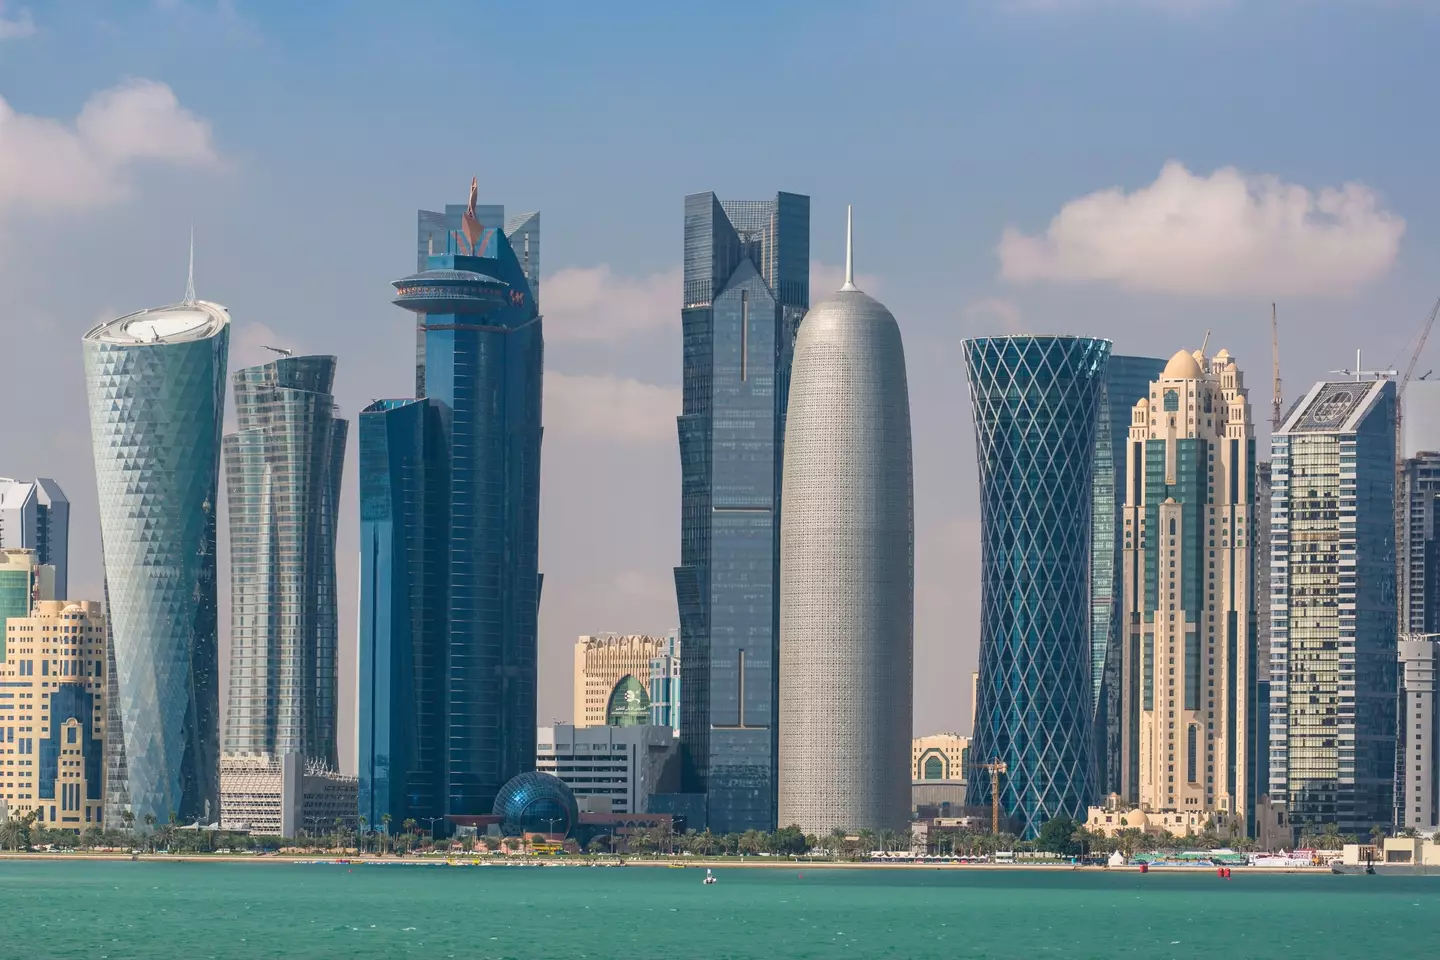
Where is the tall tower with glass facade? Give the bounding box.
[223,356,347,768]
[414,204,539,398]
[1119,347,1258,831]
[359,193,542,830]
[674,191,809,834]
[1270,376,1397,832]
[963,335,1109,838]
[83,297,228,826]
[1090,354,1165,797]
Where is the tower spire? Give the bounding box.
[841,205,857,292]
[183,225,196,305]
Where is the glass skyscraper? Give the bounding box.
[359,200,542,830]
[1090,354,1164,796]
[83,298,229,826]
[223,355,347,768]
[963,335,1109,838]
[1269,377,1397,832]
[414,205,539,398]
[0,478,70,599]
[674,191,809,834]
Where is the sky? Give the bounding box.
[1,0,1436,773]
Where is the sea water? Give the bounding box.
[1,860,1432,959]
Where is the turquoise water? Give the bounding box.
[3,861,1436,959]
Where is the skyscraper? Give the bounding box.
[0,479,70,599]
[359,186,542,830]
[415,203,539,398]
[1090,355,1165,796]
[1270,376,1397,832]
[778,211,912,835]
[1119,347,1258,831]
[222,356,347,768]
[83,296,228,826]
[963,335,1109,838]
[674,191,809,834]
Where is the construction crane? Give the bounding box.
[1395,297,1440,630]
[1271,303,1283,433]
[978,759,1008,835]
[262,345,294,358]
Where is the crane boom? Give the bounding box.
[978,759,1008,835]
[1271,303,1283,433]
[1399,298,1440,400]
[1395,297,1439,636]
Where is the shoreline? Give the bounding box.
[0,852,1333,873]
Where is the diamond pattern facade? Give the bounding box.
[963,335,1109,838]
[84,302,229,825]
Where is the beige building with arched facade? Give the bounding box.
[574,634,666,727]
[912,733,969,782]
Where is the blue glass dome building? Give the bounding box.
[493,772,579,838]
[962,335,1110,838]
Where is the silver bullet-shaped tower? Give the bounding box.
[778,208,914,835]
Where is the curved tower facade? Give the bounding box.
[223,355,347,767]
[963,335,1109,838]
[778,214,913,835]
[83,300,229,825]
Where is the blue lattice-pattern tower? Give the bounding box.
[963,335,1110,838]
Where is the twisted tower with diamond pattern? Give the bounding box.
[963,335,1109,838]
[84,299,229,826]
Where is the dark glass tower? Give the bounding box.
[223,355,347,768]
[359,202,542,830]
[1090,354,1164,796]
[963,335,1110,839]
[674,191,809,834]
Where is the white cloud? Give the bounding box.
[998,160,1404,298]
[0,7,35,39]
[545,372,679,443]
[0,78,218,218]
[542,265,679,342]
[963,297,1026,334]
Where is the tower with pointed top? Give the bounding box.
[778,208,913,834]
[674,191,809,834]
[82,265,229,827]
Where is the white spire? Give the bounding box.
[183,225,196,305]
[841,205,858,292]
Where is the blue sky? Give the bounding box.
[1,0,1435,764]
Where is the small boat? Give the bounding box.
[703,868,717,885]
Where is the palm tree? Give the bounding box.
[856,829,877,855]
[1369,824,1387,848]
[828,827,847,859]
[381,813,392,854]
[121,809,135,836]
[402,818,418,854]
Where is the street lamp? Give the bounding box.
[540,817,564,839]
[423,816,444,845]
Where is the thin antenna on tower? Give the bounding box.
[841,205,857,292]
[1271,303,1283,433]
[183,225,196,305]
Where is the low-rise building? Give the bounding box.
[0,600,105,832]
[574,634,667,727]
[913,733,969,782]
[219,752,358,837]
[1085,794,1240,838]
[537,723,679,814]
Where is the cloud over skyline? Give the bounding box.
[545,371,680,443]
[998,161,1405,298]
[0,78,217,219]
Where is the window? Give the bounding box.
[1164,390,1180,412]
